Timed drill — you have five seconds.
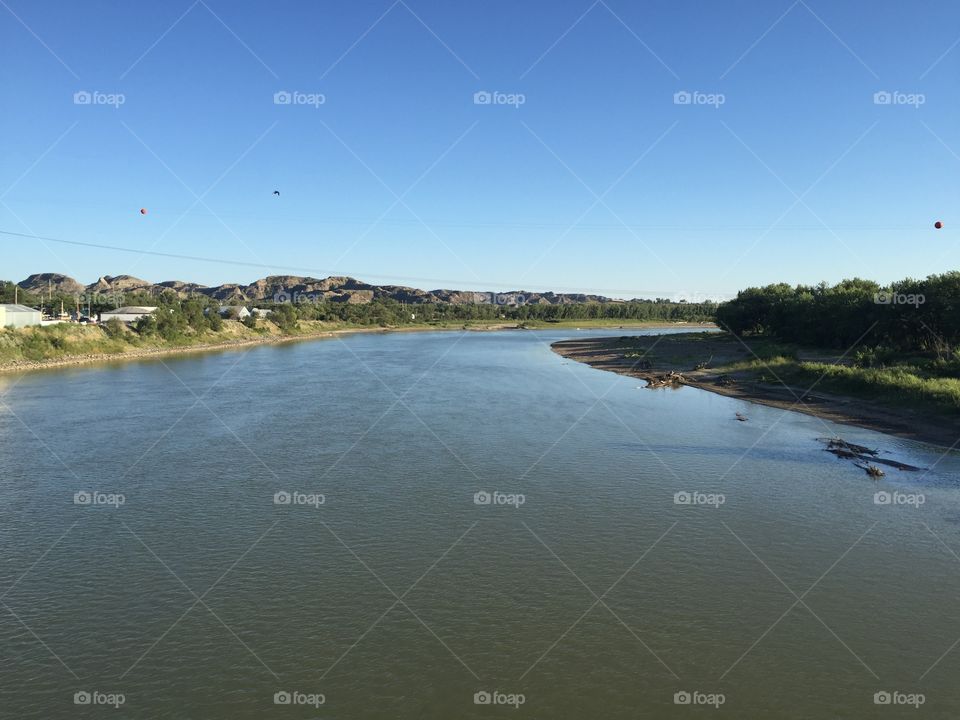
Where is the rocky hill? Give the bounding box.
[87,275,154,294]
[18,273,86,296]
[16,273,619,305]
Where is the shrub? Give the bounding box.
[207,310,223,332]
[102,317,126,339]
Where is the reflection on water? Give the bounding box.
[0,328,958,719]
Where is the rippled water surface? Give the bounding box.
[1,328,959,718]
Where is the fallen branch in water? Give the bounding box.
[818,437,925,472]
[821,437,879,456]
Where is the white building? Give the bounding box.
[99,306,157,323]
[0,304,42,328]
[219,305,251,320]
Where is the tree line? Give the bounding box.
[715,273,960,356]
[290,297,717,324]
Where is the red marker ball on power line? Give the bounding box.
[935,220,943,229]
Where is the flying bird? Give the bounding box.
[139,208,147,215]
[273,190,280,196]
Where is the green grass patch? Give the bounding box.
[794,362,960,413]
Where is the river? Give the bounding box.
[1,328,958,718]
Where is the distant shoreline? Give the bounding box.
[552,333,958,449]
[0,321,714,375]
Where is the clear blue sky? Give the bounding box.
[1,0,958,299]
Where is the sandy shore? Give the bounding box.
[552,333,958,449]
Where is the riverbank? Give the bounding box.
[552,332,960,448]
[0,321,500,374]
[0,319,713,375]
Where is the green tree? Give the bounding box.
[207,308,223,331]
[270,304,298,332]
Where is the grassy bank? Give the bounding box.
[696,337,960,416]
[758,359,960,415]
[0,319,471,367]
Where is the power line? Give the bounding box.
[0,228,719,299]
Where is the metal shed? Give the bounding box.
[99,306,158,323]
[0,304,42,329]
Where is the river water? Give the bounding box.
[0,328,958,718]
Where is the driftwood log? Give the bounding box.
[646,371,685,389]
